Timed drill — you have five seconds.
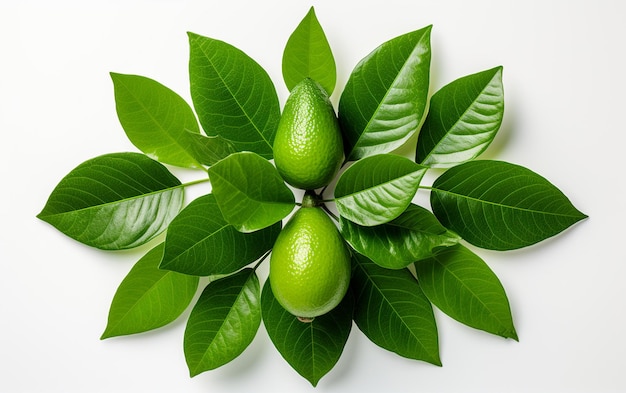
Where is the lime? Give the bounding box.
[269,205,351,319]
[273,78,344,190]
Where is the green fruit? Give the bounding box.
[273,78,344,190]
[269,205,351,319]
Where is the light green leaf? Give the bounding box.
[339,204,460,269]
[416,66,504,167]
[338,26,432,161]
[185,132,236,166]
[208,152,295,232]
[351,253,440,365]
[430,160,588,250]
[282,6,336,95]
[415,244,518,340]
[188,32,280,159]
[261,279,353,387]
[184,268,261,377]
[334,154,427,226]
[161,194,281,276]
[101,243,199,339]
[37,153,184,250]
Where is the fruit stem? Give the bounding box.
[301,190,323,208]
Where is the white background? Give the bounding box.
[1,1,624,392]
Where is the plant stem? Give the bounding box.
[321,204,339,222]
[181,177,211,188]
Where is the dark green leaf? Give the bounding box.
[430,160,588,250]
[415,244,517,339]
[161,194,280,276]
[339,204,460,269]
[37,153,184,250]
[416,66,504,167]
[101,243,199,339]
[184,268,261,377]
[188,32,280,159]
[338,26,432,161]
[282,6,336,95]
[261,279,353,387]
[351,253,440,365]
[208,152,295,232]
[334,154,427,226]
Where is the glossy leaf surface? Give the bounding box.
[208,152,295,232]
[37,153,183,250]
[416,66,504,167]
[161,194,281,276]
[184,269,261,377]
[338,26,431,161]
[261,280,353,387]
[430,160,587,250]
[101,243,199,339]
[415,244,517,339]
[189,32,280,159]
[334,154,427,226]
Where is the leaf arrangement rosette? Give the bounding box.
[37,7,587,387]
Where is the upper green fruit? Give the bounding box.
[269,205,351,319]
[273,78,344,190]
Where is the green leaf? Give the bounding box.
[111,73,205,169]
[415,244,517,340]
[338,26,432,161]
[37,152,184,250]
[282,6,336,95]
[351,253,440,365]
[208,152,295,232]
[184,268,261,377]
[188,32,280,159]
[261,279,353,387]
[334,154,427,226]
[185,132,236,166]
[339,204,460,269]
[101,243,199,339]
[431,160,587,250]
[416,66,504,167]
[161,194,281,276]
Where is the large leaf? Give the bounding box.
[111,73,206,168]
[37,152,184,250]
[338,26,432,161]
[208,152,295,232]
[160,194,281,276]
[339,204,460,269]
[334,154,427,226]
[188,32,280,159]
[414,244,517,339]
[351,253,440,365]
[282,6,336,95]
[430,160,588,250]
[184,268,262,377]
[416,66,504,167]
[101,243,199,339]
[261,279,353,387]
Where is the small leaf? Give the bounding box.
[184,268,262,377]
[101,243,199,339]
[351,253,440,365]
[339,204,460,269]
[415,244,518,340]
[416,66,505,167]
[188,32,280,159]
[208,152,295,232]
[339,26,432,161]
[261,279,353,387]
[282,6,336,95]
[334,154,427,226]
[110,73,204,168]
[161,194,281,276]
[430,160,588,250]
[37,152,184,250]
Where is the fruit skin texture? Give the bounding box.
[269,206,351,319]
[273,78,344,190]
